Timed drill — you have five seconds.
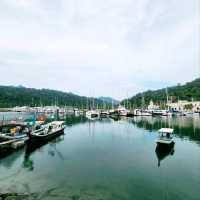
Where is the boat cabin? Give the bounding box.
[156,128,174,145]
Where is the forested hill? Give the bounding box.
[122,78,200,107]
[0,86,112,108]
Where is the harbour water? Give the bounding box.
[0,113,200,200]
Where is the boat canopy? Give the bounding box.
[158,128,174,134]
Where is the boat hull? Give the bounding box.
[0,134,28,141]
[27,128,65,143]
[156,139,175,145]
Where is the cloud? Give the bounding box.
[0,0,199,99]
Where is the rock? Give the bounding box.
[0,194,29,200]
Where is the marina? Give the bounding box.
[0,112,199,200]
[0,0,199,199]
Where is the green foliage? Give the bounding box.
[0,86,111,108]
[122,78,200,108]
[184,104,193,110]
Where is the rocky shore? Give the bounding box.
[0,193,30,200]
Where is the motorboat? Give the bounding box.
[27,121,66,143]
[0,123,29,141]
[156,128,174,145]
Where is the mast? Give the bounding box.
[112,99,114,110]
[93,98,95,110]
[142,95,145,110]
[166,88,169,110]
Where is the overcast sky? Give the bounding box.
[0,0,199,100]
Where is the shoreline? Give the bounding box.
[0,193,30,200]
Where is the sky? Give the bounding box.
[0,0,199,100]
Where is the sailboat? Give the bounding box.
[85,97,100,120]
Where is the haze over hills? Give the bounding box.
[0,86,117,108]
[98,97,119,105]
[122,78,200,108]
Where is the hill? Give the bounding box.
[122,78,200,108]
[98,97,119,105]
[0,86,111,108]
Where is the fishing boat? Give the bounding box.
[27,121,66,142]
[0,123,29,141]
[156,128,174,145]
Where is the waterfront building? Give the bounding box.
[167,100,200,112]
[148,100,159,110]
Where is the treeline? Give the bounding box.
[0,86,111,108]
[122,78,200,108]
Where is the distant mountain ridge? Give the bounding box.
[0,86,113,108]
[98,97,119,105]
[122,78,200,107]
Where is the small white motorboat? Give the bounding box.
[156,128,174,145]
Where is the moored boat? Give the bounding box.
[152,110,172,117]
[0,123,29,141]
[27,121,66,143]
[156,128,174,145]
[116,105,129,116]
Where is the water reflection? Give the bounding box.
[131,116,200,144]
[0,115,199,199]
[0,149,24,168]
[23,136,65,171]
[155,143,175,167]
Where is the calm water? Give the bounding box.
[0,113,200,200]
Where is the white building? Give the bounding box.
[167,100,200,112]
[148,100,159,110]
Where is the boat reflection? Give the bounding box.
[132,116,200,145]
[155,143,175,167]
[23,136,64,171]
